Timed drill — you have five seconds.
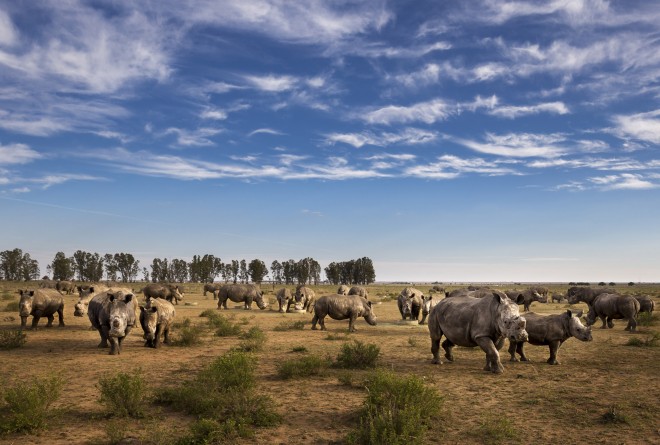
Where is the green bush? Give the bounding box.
[273,320,306,331]
[291,346,308,353]
[98,369,147,418]
[4,301,19,312]
[0,330,26,350]
[233,326,266,352]
[346,370,443,445]
[204,312,243,337]
[600,405,629,424]
[1,291,14,301]
[625,332,660,347]
[277,355,329,379]
[0,375,62,434]
[335,340,380,369]
[472,416,519,445]
[170,318,204,346]
[637,312,656,327]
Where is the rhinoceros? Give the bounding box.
[505,289,547,311]
[203,283,221,299]
[347,286,368,299]
[418,295,438,325]
[276,288,292,313]
[634,295,655,314]
[217,284,268,310]
[18,289,65,330]
[55,280,76,295]
[566,287,615,307]
[74,285,110,317]
[39,280,57,289]
[311,294,376,332]
[141,283,184,305]
[551,293,566,303]
[508,310,592,365]
[139,297,175,348]
[337,285,350,295]
[88,288,137,355]
[292,286,316,313]
[428,293,528,373]
[585,293,640,332]
[397,287,424,321]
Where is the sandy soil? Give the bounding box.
[0,284,658,444]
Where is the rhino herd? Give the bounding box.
[11,282,655,372]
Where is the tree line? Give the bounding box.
[0,248,377,286]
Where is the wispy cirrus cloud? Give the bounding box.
[588,173,657,190]
[0,143,41,165]
[248,128,285,137]
[528,157,660,171]
[405,154,520,179]
[611,109,660,144]
[453,133,567,158]
[163,127,223,147]
[488,101,569,119]
[325,128,437,148]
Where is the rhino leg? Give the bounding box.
[441,339,455,362]
[98,326,110,348]
[516,343,529,362]
[318,315,326,331]
[46,314,55,327]
[348,315,358,332]
[476,337,504,374]
[431,337,442,365]
[109,337,120,355]
[547,340,561,365]
[311,314,319,330]
[286,300,292,313]
[163,326,170,344]
[419,313,428,325]
[20,316,27,329]
[57,306,65,326]
[154,324,162,348]
[508,341,518,361]
[599,316,608,329]
[625,317,637,332]
[607,317,615,329]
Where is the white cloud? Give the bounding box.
[200,108,228,120]
[243,74,298,92]
[589,173,657,190]
[0,143,41,164]
[248,128,285,137]
[528,157,660,171]
[489,101,569,119]
[0,8,18,46]
[405,154,520,179]
[454,133,567,158]
[612,110,660,144]
[325,128,437,148]
[164,127,222,147]
[363,99,450,125]
[331,40,451,59]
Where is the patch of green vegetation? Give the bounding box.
[0,330,26,350]
[637,312,656,327]
[170,318,205,346]
[273,320,306,331]
[600,405,630,424]
[233,326,266,352]
[0,375,62,434]
[325,333,348,341]
[337,371,355,387]
[277,355,330,379]
[625,331,660,347]
[4,301,19,312]
[202,311,243,337]
[335,340,380,369]
[97,369,147,418]
[1,291,14,301]
[346,369,443,445]
[407,336,419,347]
[291,345,308,353]
[472,416,519,445]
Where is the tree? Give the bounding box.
[104,254,119,282]
[50,252,74,281]
[151,258,169,282]
[170,259,188,283]
[20,253,40,281]
[142,267,150,282]
[270,260,283,285]
[1,248,27,281]
[114,253,140,282]
[282,259,296,285]
[72,250,104,282]
[189,254,223,283]
[324,262,341,285]
[239,260,248,284]
[248,259,268,284]
[230,260,239,284]
[628,282,635,286]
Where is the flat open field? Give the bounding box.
[1,282,659,444]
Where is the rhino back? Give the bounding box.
[431,296,501,347]
[594,294,639,318]
[522,312,569,345]
[32,289,64,314]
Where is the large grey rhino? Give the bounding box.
[88,288,137,355]
[18,288,65,330]
[428,293,528,373]
[508,310,592,365]
[203,283,221,299]
[337,284,350,295]
[56,280,76,295]
[74,285,110,317]
[276,288,292,312]
[139,297,175,348]
[217,284,268,310]
[585,293,640,332]
[634,295,655,314]
[566,287,615,307]
[505,289,547,311]
[292,286,316,313]
[347,286,368,299]
[311,294,376,332]
[141,283,184,305]
[397,287,424,321]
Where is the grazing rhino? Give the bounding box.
[141,284,184,305]
[347,286,368,299]
[337,285,350,295]
[39,280,57,289]
[634,295,655,314]
[55,280,76,295]
[419,295,438,325]
[397,287,424,321]
[428,293,528,374]
[291,286,315,313]
[585,293,640,332]
[311,294,377,332]
[529,286,549,299]
[505,289,547,311]
[139,297,175,348]
[551,293,566,303]
[566,287,615,307]
[74,285,109,317]
[18,289,65,330]
[428,285,446,295]
[508,310,592,365]
[203,283,221,299]
[276,288,292,313]
[217,284,268,310]
[88,288,137,355]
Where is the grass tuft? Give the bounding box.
[170,318,204,346]
[335,340,380,369]
[625,331,660,347]
[203,312,243,337]
[0,375,62,434]
[277,355,330,379]
[4,301,19,312]
[600,405,629,424]
[472,416,519,445]
[233,326,266,352]
[291,345,308,353]
[97,369,148,418]
[637,312,656,327]
[273,320,306,331]
[0,330,27,350]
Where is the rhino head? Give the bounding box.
[584,309,597,327]
[170,285,184,303]
[421,295,434,315]
[108,292,134,338]
[18,290,35,317]
[399,296,412,318]
[566,310,592,341]
[496,294,528,342]
[363,300,377,326]
[140,306,158,341]
[255,291,269,310]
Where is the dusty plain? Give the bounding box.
[0,282,658,444]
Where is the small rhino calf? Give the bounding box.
[139,297,176,348]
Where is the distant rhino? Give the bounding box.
[508,310,592,365]
[18,288,65,330]
[311,294,376,332]
[203,283,221,299]
[634,295,655,314]
[505,289,547,311]
[347,286,368,299]
[585,293,640,332]
[293,286,316,313]
[74,285,109,317]
[88,288,137,355]
[551,293,566,303]
[428,293,528,373]
[397,287,424,321]
[337,285,350,295]
[141,284,184,305]
[217,284,268,310]
[566,287,615,307]
[276,288,292,313]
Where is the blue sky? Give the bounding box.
[1,0,659,282]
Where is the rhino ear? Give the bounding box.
[575,310,583,318]
[109,294,116,302]
[367,301,373,308]
[150,307,158,313]
[139,306,145,312]
[124,294,133,303]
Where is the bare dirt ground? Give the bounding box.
[1,283,658,444]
